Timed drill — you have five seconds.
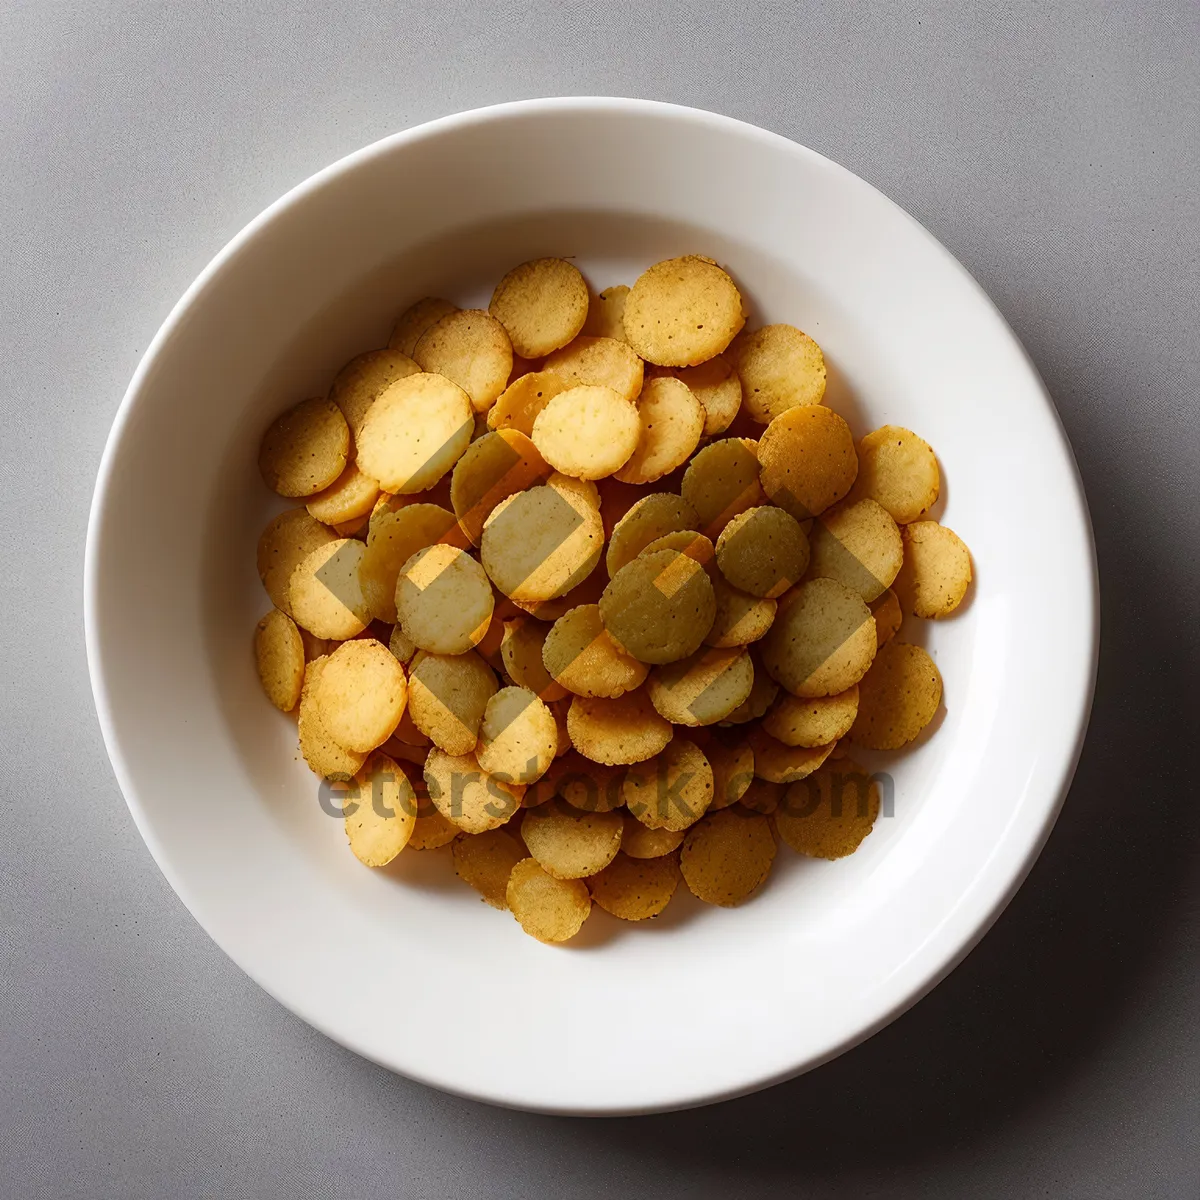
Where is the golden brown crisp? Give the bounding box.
[762,686,859,748]
[757,405,858,520]
[567,689,673,765]
[253,609,305,712]
[258,397,349,497]
[760,577,876,698]
[413,309,513,412]
[612,376,705,485]
[355,373,474,494]
[715,505,810,599]
[808,498,904,603]
[775,757,881,859]
[489,258,590,358]
[849,425,940,523]
[849,641,942,749]
[893,522,972,617]
[506,858,591,943]
[623,255,746,366]
[588,851,680,920]
[728,324,826,423]
[680,808,776,906]
[623,738,714,832]
[681,437,765,538]
[599,549,716,665]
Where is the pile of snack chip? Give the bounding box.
[252,254,972,942]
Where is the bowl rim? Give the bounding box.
[84,95,1100,1115]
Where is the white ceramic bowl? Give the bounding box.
[85,98,1098,1115]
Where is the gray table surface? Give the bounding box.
[3,2,1198,1196]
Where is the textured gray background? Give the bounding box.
[2,1,1198,1196]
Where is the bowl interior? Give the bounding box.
[87,100,1096,1114]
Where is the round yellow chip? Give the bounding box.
[680,807,775,906]
[521,799,624,879]
[344,752,417,866]
[739,778,785,815]
[553,754,627,812]
[506,858,591,943]
[894,521,972,618]
[647,646,754,726]
[728,324,826,423]
[288,538,370,640]
[450,428,551,544]
[704,734,755,810]
[623,738,714,832]
[413,309,513,413]
[761,578,876,698]
[530,385,640,480]
[486,371,569,438]
[253,608,305,712]
[424,746,524,834]
[305,460,381,527]
[475,686,558,784]
[588,851,680,920]
[620,813,684,858]
[541,604,648,699]
[748,725,836,783]
[612,376,704,485]
[605,491,699,577]
[407,649,497,755]
[623,255,746,367]
[355,372,473,494]
[407,803,461,850]
[479,484,604,603]
[328,347,421,436]
[715,505,810,599]
[500,618,568,702]
[360,503,464,624]
[311,637,408,752]
[297,658,368,780]
[543,335,644,401]
[705,574,777,648]
[582,285,629,341]
[776,757,881,859]
[665,354,742,435]
[396,543,494,654]
[257,508,337,617]
[870,588,903,648]
[258,397,349,497]
[567,689,673,765]
[489,258,589,358]
[849,641,942,749]
[850,425,940,523]
[600,549,716,665]
[681,437,765,538]
[721,657,779,724]
[808,498,903,603]
[389,296,458,357]
[451,827,526,908]
[763,685,859,748]
[757,405,858,519]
